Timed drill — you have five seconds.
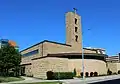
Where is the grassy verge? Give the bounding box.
[17,82,62,84]
[0,76,24,83]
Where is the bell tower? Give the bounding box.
[66,8,82,51]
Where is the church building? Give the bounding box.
[20,10,107,79]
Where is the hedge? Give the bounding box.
[53,72,74,79]
[46,71,74,80]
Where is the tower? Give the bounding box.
[66,9,82,51]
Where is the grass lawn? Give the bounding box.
[17,82,62,84]
[0,76,24,83]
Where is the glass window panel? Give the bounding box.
[23,49,39,56]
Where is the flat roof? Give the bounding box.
[83,48,105,51]
[47,53,108,56]
[20,40,71,52]
[32,53,108,60]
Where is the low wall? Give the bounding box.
[31,57,107,79]
[107,62,120,73]
[69,59,107,76]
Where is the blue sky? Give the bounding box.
[0,0,120,55]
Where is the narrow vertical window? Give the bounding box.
[75,35,78,42]
[75,27,78,33]
[75,18,77,24]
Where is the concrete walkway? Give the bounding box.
[1,75,120,84]
[0,76,59,84]
[63,75,120,84]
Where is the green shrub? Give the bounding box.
[80,72,83,77]
[85,72,89,77]
[109,71,112,75]
[107,69,112,75]
[73,68,76,77]
[46,71,54,80]
[118,70,120,74]
[90,72,93,77]
[53,72,74,80]
[8,71,15,77]
[94,72,98,76]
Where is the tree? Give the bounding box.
[0,45,21,76]
[73,68,76,76]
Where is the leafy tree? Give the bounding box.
[0,45,21,76]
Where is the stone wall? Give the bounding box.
[107,62,117,73]
[117,63,120,72]
[32,57,69,79]
[43,42,81,56]
[21,56,33,65]
[69,59,107,76]
[107,62,120,73]
[31,57,107,79]
[24,64,32,76]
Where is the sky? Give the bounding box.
[0,0,120,55]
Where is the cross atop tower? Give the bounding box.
[73,8,77,14]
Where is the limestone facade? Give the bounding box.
[66,12,82,52]
[31,57,107,79]
[107,62,120,73]
[106,55,120,73]
[32,57,69,79]
[20,11,108,79]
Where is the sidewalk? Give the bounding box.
[0,76,59,84]
[63,75,120,84]
[86,74,120,83]
[1,75,120,84]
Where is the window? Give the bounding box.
[75,35,78,42]
[75,27,78,33]
[75,18,77,24]
[23,49,39,56]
